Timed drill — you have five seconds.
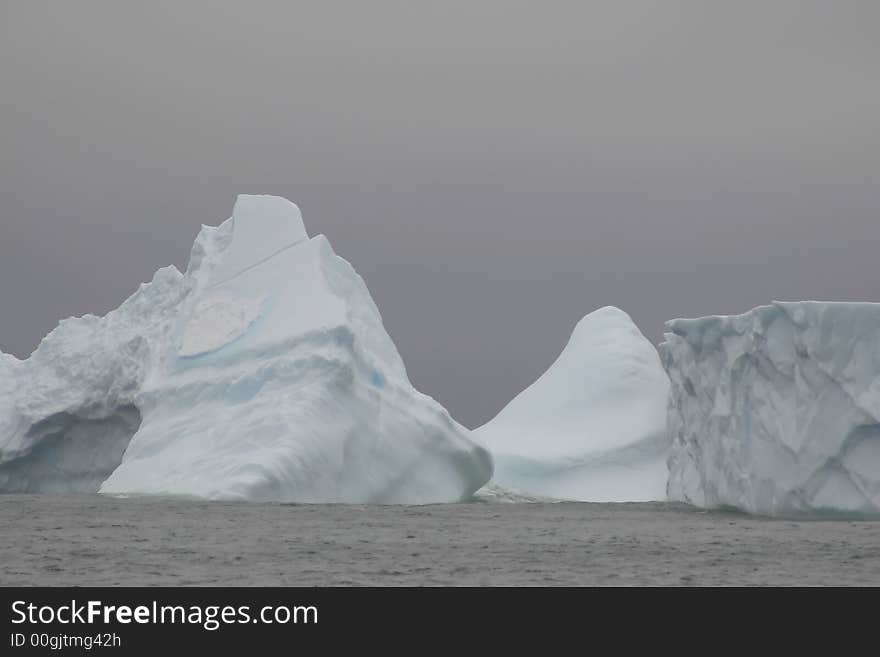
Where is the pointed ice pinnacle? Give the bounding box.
[209,194,309,286]
[475,306,670,502]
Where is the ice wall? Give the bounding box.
[661,302,880,516]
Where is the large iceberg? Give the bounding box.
[474,307,670,501]
[0,195,492,503]
[661,302,880,516]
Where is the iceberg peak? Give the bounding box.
[208,194,309,286]
[232,194,306,238]
[475,306,670,502]
[567,306,643,350]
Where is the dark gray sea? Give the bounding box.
[2,495,878,586]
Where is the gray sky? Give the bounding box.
[1,1,878,428]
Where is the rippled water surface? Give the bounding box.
[2,495,878,586]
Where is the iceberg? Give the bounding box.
[0,195,492,503]
[474,307,670,501]
[661,302,880,516]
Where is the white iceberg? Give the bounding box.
[661,301,880,516]
[474,307,670,501]
[0,195,492,503]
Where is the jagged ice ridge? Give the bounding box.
[0,195,492,503]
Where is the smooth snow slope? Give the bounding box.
[474,307,670,501]
[661,302,880,516]
[0,195,492,503]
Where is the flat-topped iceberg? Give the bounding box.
[0,195,492,503]
[661,301,880,516]
[474,307,670,501]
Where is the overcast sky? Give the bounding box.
[1,1,878,427]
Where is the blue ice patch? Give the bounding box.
[370,370,385,388]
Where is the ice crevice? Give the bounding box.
[0,405,142,493]
[206,237,308,291]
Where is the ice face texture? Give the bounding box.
[661,302,880,516]
[474,307,670,501]
[0,195,492,502]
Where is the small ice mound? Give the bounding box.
[474,306,670,502]
[471,483,561,504]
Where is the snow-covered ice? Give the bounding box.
[178,295,264,357]
[0,195,492,503]
[474,307,670,502]
[661,302,880,516]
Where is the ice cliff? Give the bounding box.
[0,195,492,503]
[474,307,670,501]
[661,302,880,516]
